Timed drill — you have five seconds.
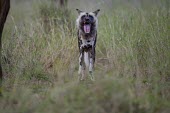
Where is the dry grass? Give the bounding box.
[1,0,170,113]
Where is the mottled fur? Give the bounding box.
[76,9,100,81]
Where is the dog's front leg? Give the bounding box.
[78,49,85,80]
[89,47,95,81]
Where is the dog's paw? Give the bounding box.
[89,71,95,81]
[81,44,92,50]
[78,75,85,81]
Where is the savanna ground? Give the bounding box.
[0,0,170,113]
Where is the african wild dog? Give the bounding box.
[76,9,100,81]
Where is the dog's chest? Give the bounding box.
[80,36,95,51]
[81,37,94,45]
[81,35,95,46]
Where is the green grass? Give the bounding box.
[1,0,170,113]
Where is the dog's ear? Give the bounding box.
[76,9,83,14]
[93,9,100,16]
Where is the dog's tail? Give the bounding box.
[84,52,89,68]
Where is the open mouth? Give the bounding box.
[83,24,91,33]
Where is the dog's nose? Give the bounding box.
[85,18,90,21]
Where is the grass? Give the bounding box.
[1,0,170,113]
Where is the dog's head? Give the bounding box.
[76,9,100,34]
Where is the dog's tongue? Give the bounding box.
[84,24,91,33]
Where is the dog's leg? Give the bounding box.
[89,48,95,81]
[78,49,85,81]
[78,32,86,80]
[89,52,93,73]
[78,53,82,75]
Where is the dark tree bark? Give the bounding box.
[59,0,68,7]
[0,0,10,95]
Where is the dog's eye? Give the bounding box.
[81,15,86,19]
[89,15,94,21]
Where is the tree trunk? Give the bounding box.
[0,0,10,95]
[59,0,68,8]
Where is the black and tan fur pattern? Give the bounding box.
[76,9,100,81]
